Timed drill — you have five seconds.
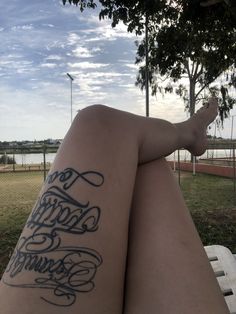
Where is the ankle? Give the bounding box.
[175,121,194,151]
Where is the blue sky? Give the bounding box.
[0,0,235,141]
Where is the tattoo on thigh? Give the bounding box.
[3,168,104,307]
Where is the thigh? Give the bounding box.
[0,107,140,314]
[124,158,229,314]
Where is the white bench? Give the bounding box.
[205,245,236,314]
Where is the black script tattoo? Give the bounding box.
[4,167,104,307]
[27,186,101,235]
[4,244,102,307]
[46,168,104,190]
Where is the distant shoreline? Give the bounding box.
[0,144,60,155]
[1,139,236,155]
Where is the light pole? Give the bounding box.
[231,115,235,142]
[145,13,149,117]
[67,73,74,124]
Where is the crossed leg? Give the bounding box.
[0,100,229,313]
[124,158,229,314]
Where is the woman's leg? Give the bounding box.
[124,158,230,314]
[0,101,217,314]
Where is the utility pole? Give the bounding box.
[145,13,149,117]
[67,73,74,124]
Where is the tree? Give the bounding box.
[135,1,236,121]
[63,0,236,120]
[200,0,235,12]
[0,155,16,165]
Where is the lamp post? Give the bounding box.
[231,115,235,142]
[145,13,149,117]
[67,73,74,124]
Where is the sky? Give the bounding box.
[0,0,235,141]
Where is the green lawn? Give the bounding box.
[180,172,236,253]
[181,172,235,210]
[0,170,236,278]
[0,171,43,277]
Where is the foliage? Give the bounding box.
[62,0,166,34]
[135,1,236,117]
[200,0,236,16]
[62,0,97,11]
[0,155,16,164]
[63,0,236,118]
[62,0,236,34]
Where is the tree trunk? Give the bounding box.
[189,79,196,117]
[189,80,196,162]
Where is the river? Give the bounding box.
[1,148,235,166]
[13,153,56,165]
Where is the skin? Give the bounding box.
[0,97,229,314]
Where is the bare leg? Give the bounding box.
[124,158,229,314]
[0,100,218,313]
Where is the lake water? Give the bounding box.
[13,153,57,165]
[2,148,235,166]
[167,148,235,162]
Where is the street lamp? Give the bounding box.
[67,73,74,124]
[145,13,149,117]
[231,115,236,142]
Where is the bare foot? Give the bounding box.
[182,97,218,156]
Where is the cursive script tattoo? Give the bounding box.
[46,167,104,190]
[4,168,104,307]
[27,186,101,235]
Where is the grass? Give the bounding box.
[181,172,235,210]
[0,171,43,277]
[180,172,236,252]
[0,170,236,278]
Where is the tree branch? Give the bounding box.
[193,61,200,79]
[195,64,204,83]
[195,67,224,98]
[196,83,209,99]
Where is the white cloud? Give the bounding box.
[80,16,137,43]
[0,57,34,75]
[67,32,81,46]
[12,24,34,31]
[125,64,139,70]
[42,23,55,28]
[45,55,63,61]
[71,45,102,58]
[46,40,66,51]
[68,62,109,69]
[72,46,93,58]
[41,63,58,68]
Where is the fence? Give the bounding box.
[166,142,236,207]
[0,146,56,226]
[0,143,236,211]
[0,144,57,179]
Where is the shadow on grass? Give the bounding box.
[192,208,236,253]
[0,228,23,279]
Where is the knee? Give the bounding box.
[80,104,108,115]
[73,104,113,134]
[77,104,110,122]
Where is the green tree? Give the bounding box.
[0,155,16,165]
[63,0,236,119]
[136,1,236,120]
